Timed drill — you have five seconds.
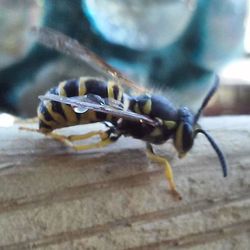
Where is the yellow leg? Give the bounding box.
[48,132,73,147]
[146,145,182,200]
[19,127,72,146]
[19,126,40,133]
[50,130,115,151]
[72,137,114,151]
[20,126,116,152]
[16,117,38,124]
[68,130,109,141]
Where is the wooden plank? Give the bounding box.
[0,116,249,250]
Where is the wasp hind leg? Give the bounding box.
[20,124,120,151]
[50,129,120,151]
[146,143,182,200]
[19,126,72,146]
[19,126,41,133]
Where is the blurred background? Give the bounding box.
[0,0,249,122]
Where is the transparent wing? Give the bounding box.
[32,26,146,93]
[39,94,158,127]
[72,94,124,111]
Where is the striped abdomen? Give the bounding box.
[38,77,124,133]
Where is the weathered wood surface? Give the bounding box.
[0,116,249,250]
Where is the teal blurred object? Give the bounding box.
[83,0,247,110]
[0,0,247,114]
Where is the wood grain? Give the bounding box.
[0,116,249,250]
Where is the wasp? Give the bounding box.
[22,27,228,200]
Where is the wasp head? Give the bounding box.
[173,108,227,177]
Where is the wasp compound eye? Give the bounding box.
[182,123,194,153]
[174,122,194,157]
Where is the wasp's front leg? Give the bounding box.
[146,143,182,200]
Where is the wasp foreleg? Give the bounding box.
[146,143,182,200]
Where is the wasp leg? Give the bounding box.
[20,125,120,152]
[71,137,113,151]
[52,129,120,151]
[45,132,73,147]
[19,126,41,133]
[16,117,39,124]
[146,143,182,200]
[19,126,73,147]
[45,131,107,148]
[50,130,111,147]
[67,130,109,141]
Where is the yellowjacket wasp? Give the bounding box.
[22,27,228,200]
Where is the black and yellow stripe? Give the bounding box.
[38,77,126,133]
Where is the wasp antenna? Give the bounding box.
[194,75,219,123]
[194,128,227,177]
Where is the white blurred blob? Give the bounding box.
[0,113,15,127]
[220,2,250,84]
[83,0,197,50]
[220,59,250,84]
[244,1,250,53]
